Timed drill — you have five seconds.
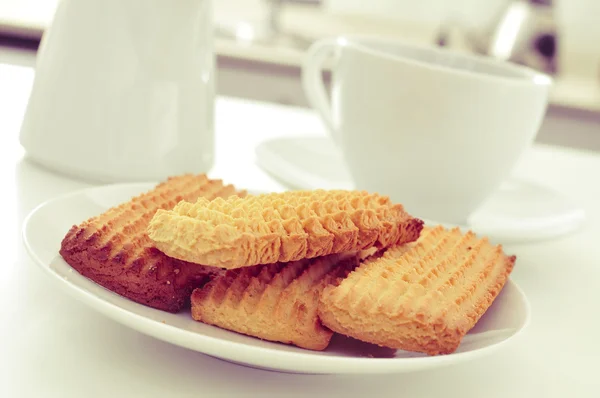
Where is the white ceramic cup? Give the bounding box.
[302,36,551,225]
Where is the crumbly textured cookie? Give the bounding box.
[60,174,243,313]
[148,190,424,269]
[318,225,516,355]
[191,253,360,350]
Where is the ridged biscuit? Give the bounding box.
[148,190,424,269]
[60,174,243,312]
[318,226,516,355]
[191,253,360,350]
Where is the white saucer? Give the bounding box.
[22,183,530,374]
[256,136,585,243]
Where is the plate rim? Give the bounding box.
[256,135,586,243]
[21,182,531,374]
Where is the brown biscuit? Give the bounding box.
[318,225,516,355]
[148,190,424,269]
[59,174,243,313]
[191,253,360,350]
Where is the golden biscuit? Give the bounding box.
[60,174,243,312]
[318,225,516,355]
[148,190,424,269]
[191,253,360,350]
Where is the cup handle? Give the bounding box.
[302,38,337,136]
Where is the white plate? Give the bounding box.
[22,183,531,374]
[256,136,586,244]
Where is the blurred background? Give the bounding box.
[1,0,599,150]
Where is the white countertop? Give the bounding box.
[1,47,600,397]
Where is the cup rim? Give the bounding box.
[334,35,553,87]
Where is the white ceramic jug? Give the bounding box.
[20,0,215,183]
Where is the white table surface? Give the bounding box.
[1,46,599,398]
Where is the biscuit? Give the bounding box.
[318,225,516,355]
[148,190,424,269]
[191,253,360,350]
[60,174,243,312]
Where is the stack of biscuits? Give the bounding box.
[60,174,515,355]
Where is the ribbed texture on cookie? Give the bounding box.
[318,225,516,355]
[191,253,360,350]
[148,190,424,269]
[59,174,244,312]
